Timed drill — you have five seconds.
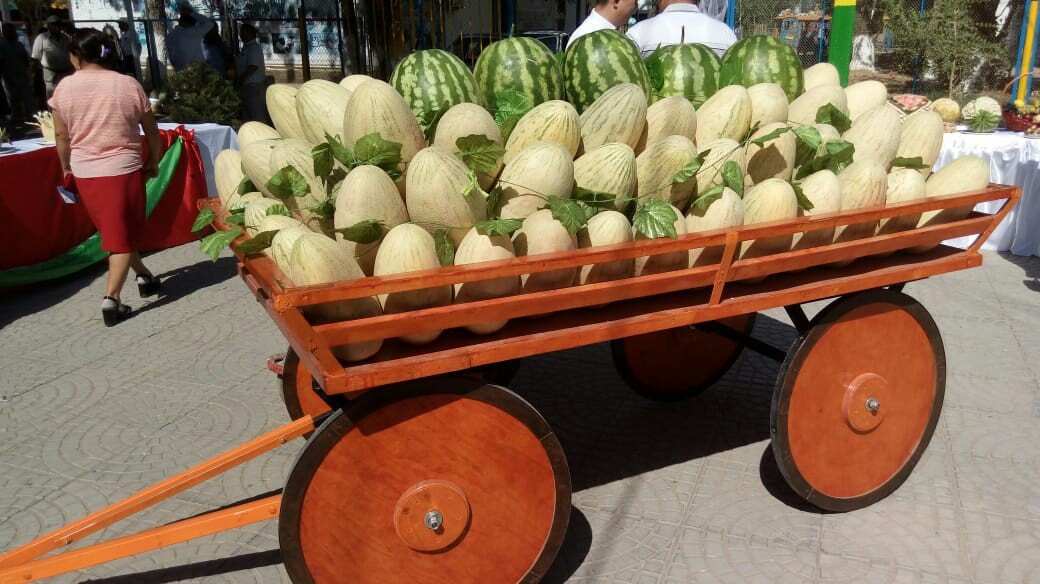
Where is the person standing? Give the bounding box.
[627,0,738,57]
[31,16,74,98]
[117,18,142,79]
[203,24,231,79]
[566,0,638,50]
[236,23,267,123]
[49,28,163,326]
[0,23,34,130]
[165,4,215,72]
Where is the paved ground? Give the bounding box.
[1,243,1038,584]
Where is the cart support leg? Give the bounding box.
[0,495,282,584]
[785,305,811,335]
[696,321,788,363]
[0,415,322,570]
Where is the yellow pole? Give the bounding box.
[1017,0,1038,103]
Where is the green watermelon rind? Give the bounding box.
[646,43,721,108]
[390,49,484,120]
[719,35,804,101]
[473,37,565,110]
[563,29,652,113]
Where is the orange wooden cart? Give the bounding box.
[0,184,1020,583]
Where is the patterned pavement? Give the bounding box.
[1,243,1038,583]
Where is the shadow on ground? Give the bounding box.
[0,261,107,328]
[133,257,239,315]
[997,251,1040,292]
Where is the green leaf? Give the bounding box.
[672,156,704,184]
[573,186,617,211]
[792,182,815,212]
[690,185,726,213]
[311,197,336,220]
[335,219,385,244]
[434,230,455,266]
[325,132,355,167]
[312,142,333,183]
[890,156,930,170]
[742,121,763,144]
[645,51,665,91]
[355,132,403,170]
[266,166,310,198]
[793,125,822,151]
[633,199,679,239]
[815,103,852,134]
[265,204,291,217]
[455,134,507,175]
[824,140,856,173]
[499,117,521,143]
[419,101,451,142]
[386,168,404,183]
[494,89,534,126]
[721,160,745,197]
[236,177,255,195]
[236,229,280,255]
[191,207,216,233]
[547,196,589,235]
[486,186,504,218]
[575,200,602,222]
[200,227,243,261]
[224,213,246,226]
[229,200,249,213]
[461,170,488,199]
[475,217,523,237]
[750,125,791,145]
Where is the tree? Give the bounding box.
[882,0,1007,98]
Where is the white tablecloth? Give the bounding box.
[0,122,237,199]
[939,130,1040,257]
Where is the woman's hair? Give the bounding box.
[69,27,120,69]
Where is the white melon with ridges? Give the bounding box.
[512,209,577,294]
[333,165,410,275]
[453,228,520,335]
[373,224,452,344]
[406,146,487,245]
[497,141,574,220]
[686,187,744,266]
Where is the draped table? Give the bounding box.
[940,130,1040,257]
[0,123,236,281]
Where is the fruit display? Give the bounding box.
[201,34,992,359]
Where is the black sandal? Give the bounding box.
[102,296,132,327]
[137,273,161,297]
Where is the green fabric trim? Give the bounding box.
[0,138,184,289]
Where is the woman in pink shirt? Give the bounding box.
[50,28,162,326]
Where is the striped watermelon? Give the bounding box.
[719,35,804,101]
[645,43,721,108]
[390,49,483,119]
[474,37,564,108]
[564,29,651,113]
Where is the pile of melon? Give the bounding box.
[206,33,992,361]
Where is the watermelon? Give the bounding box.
[390,49,483,120]
[644,43,721,108]
[719,35,804,101]
[564,29,651,113]
[474,37,564,108]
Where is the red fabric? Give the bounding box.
[76,170,146,253]
[0,127,208,270]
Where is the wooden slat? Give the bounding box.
[324,247,977,394]
[968,187,1021,254]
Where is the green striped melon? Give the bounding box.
[474,37,564,107]
[390,49,483,120]
[564,29,651,113]
[573,143,637,204]
[719,35,804,101]
[504,100,581,163]
[645,43,721,108]
[579,83,647,152]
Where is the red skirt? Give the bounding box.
[75,170,146,253]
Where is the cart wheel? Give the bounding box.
[771,290,945,512]
[611,313,757,401]
[280,348,345,421]
[279,377,570,584]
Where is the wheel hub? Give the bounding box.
[393,479,471,553]
[843,373,888,433]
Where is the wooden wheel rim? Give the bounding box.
[612,313,757,401]
[771,290,945,512]
[280,348,340,421]
[279,377,571,584]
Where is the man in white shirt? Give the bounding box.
[165,5,214,72]
[627,0,737,57]
[31,16,72,97]
[236,23,268,123]
[117,18,142,79]
[566,0,638,50]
